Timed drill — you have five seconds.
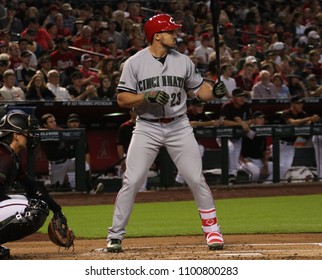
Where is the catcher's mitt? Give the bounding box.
[48,213,75,250]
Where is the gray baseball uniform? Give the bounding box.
[107,47,222,246]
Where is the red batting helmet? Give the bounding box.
[144,14,182,43]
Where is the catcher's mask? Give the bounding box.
[144,14,182,44]
[0,112,40,149]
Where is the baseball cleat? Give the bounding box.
[206,232,224,251]
[107,239,123,253]
[0,245,10,260]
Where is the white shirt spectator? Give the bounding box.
[47,69,72,101]
[47,83,72,101]
[220,75,236,98]
[0,85,25,101]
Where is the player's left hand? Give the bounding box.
[144,91,169,105]
[212,81,227,99]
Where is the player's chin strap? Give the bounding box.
[0,199,49,244]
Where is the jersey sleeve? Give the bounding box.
[184,57,203,90]
[117,59,137,94]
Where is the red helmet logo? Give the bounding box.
[144,14,182,43]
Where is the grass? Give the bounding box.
[39,194,322,238]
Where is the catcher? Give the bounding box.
[0,112,74,260]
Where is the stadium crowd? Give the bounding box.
[0,0,322,102]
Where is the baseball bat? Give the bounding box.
[210,0,222,81]
[68,46,106,58]
[92,156,126,181]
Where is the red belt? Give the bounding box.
[139,114,184,124]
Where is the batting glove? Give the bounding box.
[212,81,227,99]
[144,90,169,105]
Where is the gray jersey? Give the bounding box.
[117,48,203,119]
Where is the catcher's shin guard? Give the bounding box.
[0,199,49,243]
[199,208,224,250]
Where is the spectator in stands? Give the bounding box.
[273,95,320,180]
[293,12,306,40]
[17,38,37,69]
[234,62,255,97]
[15,51,36,92]
[97,75,113,100]
[21,17,54,51]
[2,3,24,42]
[287,74,308,98]
[37,55,52,83]
[0,40,7,54]
[21,28,42,58]
[127,2,143,24]
[0,69,25,101]
[73,25,93,51]
[46,69,72,101]
[25,73,56,101]
[239,111,273,183]
[45,22,58,41]
[65,113,104,194]
[272,73,291,99]
[307,49,322,77]
[79,54,100,87]
[0,53,10,87]
[76,3,92,23]
[66,70,98,100]
[55,12,72,41]
[97,56,116,80]
[218,87,253,184]
[222,22,239,51]
[43,3,60,26]
[261,50,280,74]
[50,37,78,72]
[71,19,84,40]
[270,42,289,65]
[307,30,321,50]
[194,33,215,72]
[61,3,75,33]
[7,42,21,70]
[124,33,144,57]
[251,70,278,99]
[90,37,110,66]
[106,38,123,62]
[107,20,122,50]
[306,73,322,97]
[120,18,135,50]
[290,41,309,70]
[108,71,121,99]
[220,63,236,98]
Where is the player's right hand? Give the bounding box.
[144,90,169,105]
[212,81,227,99]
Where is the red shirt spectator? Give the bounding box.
[21,18,54,51]
[50,38,78,72]
[79,54,99,87]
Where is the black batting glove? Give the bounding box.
[212,81,227,99]
[144,90,169,105]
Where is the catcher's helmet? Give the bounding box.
[0,112,40,148]
[144,14,182,43]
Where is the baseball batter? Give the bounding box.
[106,14,227,253]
